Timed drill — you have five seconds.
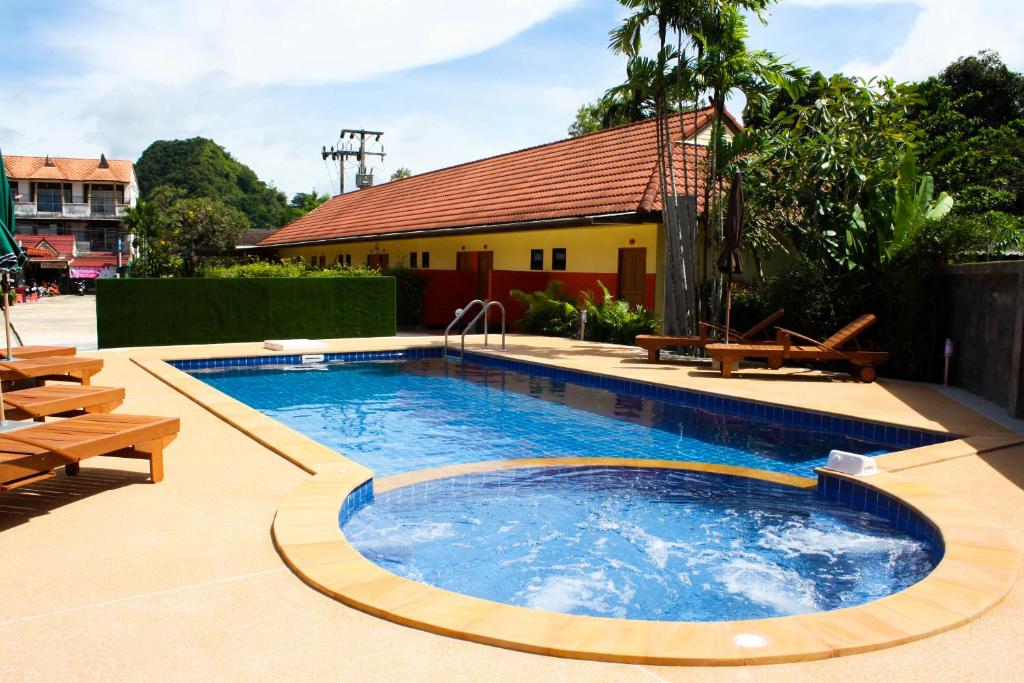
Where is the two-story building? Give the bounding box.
[4,154,139,283]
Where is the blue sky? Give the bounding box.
[1,1,1021,202]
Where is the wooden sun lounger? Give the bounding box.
[706,314,888,382]
[0,413,180,492]
[3,385,125,421]
[0,356,103,386]
[0,345,77,360]
[636,309,784,362]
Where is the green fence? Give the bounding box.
[97,277,396,348]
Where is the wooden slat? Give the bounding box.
[0,345,76,360]
[2,385,124,420]
[0,356,103,382]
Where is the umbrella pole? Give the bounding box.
[724,274,733,344]
[2,274,10,360]
[0,274,8,425]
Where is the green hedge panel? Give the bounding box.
[96,277,396,348]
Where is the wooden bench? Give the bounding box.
[0,413,180,492]
[0,345,76,360]
[636,309,784,362]
[706,314,888,382]
[3,385,125,421]
[0,356,103,386]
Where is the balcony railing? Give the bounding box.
[13,200,130,220]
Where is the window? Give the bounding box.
[90,184,116,215]
[409,252,418,269]
[530,249,544,271]
[36,183,62,213]
[319,255,327,268]
[552,248,566,271]
[345,254,352,267]
[421,251,430,268]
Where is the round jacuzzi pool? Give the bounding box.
[342,466,941,622]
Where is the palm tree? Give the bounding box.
[608,0,802,327]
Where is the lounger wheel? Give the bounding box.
[65,461,80,476]
[857,366,877,383]
[768,357,783,370]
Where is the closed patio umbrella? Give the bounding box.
[0,148,28,424]
[716,172,744,343]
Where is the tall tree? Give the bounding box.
[607,0,793,332]
[128,185,249,277]
[909,51,1024,218]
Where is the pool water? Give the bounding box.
[343,467,941,621]
[191,358,896,477]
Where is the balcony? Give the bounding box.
[13,200,129,220]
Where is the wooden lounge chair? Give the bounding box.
[3,384,125,421]
[0,356,103,386]
[636,309,784,362]
[0,413,180,492]
[0,345,76,360]
[706,314,888,382]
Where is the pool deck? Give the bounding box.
[1,334,1022,680]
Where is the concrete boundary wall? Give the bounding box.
[942,261,1024,417]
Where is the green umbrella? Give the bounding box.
[0,148,27,424]
[0,148,27,273]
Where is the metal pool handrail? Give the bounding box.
[460,300,506,358]
[443,299,486,361]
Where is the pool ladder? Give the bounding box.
[443,299,506,363]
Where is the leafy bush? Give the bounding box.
[510,281,579,337]
[581,281,660,345]
[197,258,376,278]
[382,265,428,327]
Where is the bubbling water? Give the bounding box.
[344,467,940,622]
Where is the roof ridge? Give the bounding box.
[322,105,718,200]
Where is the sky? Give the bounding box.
[1,0,1022,202]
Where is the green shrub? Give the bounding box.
[197,257,376,278]
[581,281,660,345]
[510,281,579,337]
[382,265,428,327]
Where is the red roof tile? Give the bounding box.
[15,233,76,258]
[71,252,118,268]
[3,155,134,184]
[260,108,739,247]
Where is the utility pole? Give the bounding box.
[321,129,385,196]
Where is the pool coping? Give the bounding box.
[131,346,1022,666]
[272,458,1017,666]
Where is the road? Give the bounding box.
[6,294,97,351]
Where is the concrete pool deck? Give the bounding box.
[1,335,1022,680]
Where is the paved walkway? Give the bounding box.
[8,295,97,351]
[0,337,1021,681]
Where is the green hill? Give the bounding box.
[135,137,293,228]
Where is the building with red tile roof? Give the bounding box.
[4,154,139,275]
[259,108,740,327]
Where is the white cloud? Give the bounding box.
[0,0,589,197]
[836,0,1024,80]
[48,0,582,87]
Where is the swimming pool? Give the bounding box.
[183,351,946,478]
[343,466,941,622]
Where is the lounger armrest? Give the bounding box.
[775,327,850,358]
[700,321,749,343]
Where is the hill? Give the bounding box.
[135,137,293,228]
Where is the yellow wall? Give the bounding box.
[278,223,662,274]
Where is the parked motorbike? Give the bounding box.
[73,280,87,296]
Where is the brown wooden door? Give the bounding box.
[618,248,646,307]
[476,251,493,299]
[456,252,473,271]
